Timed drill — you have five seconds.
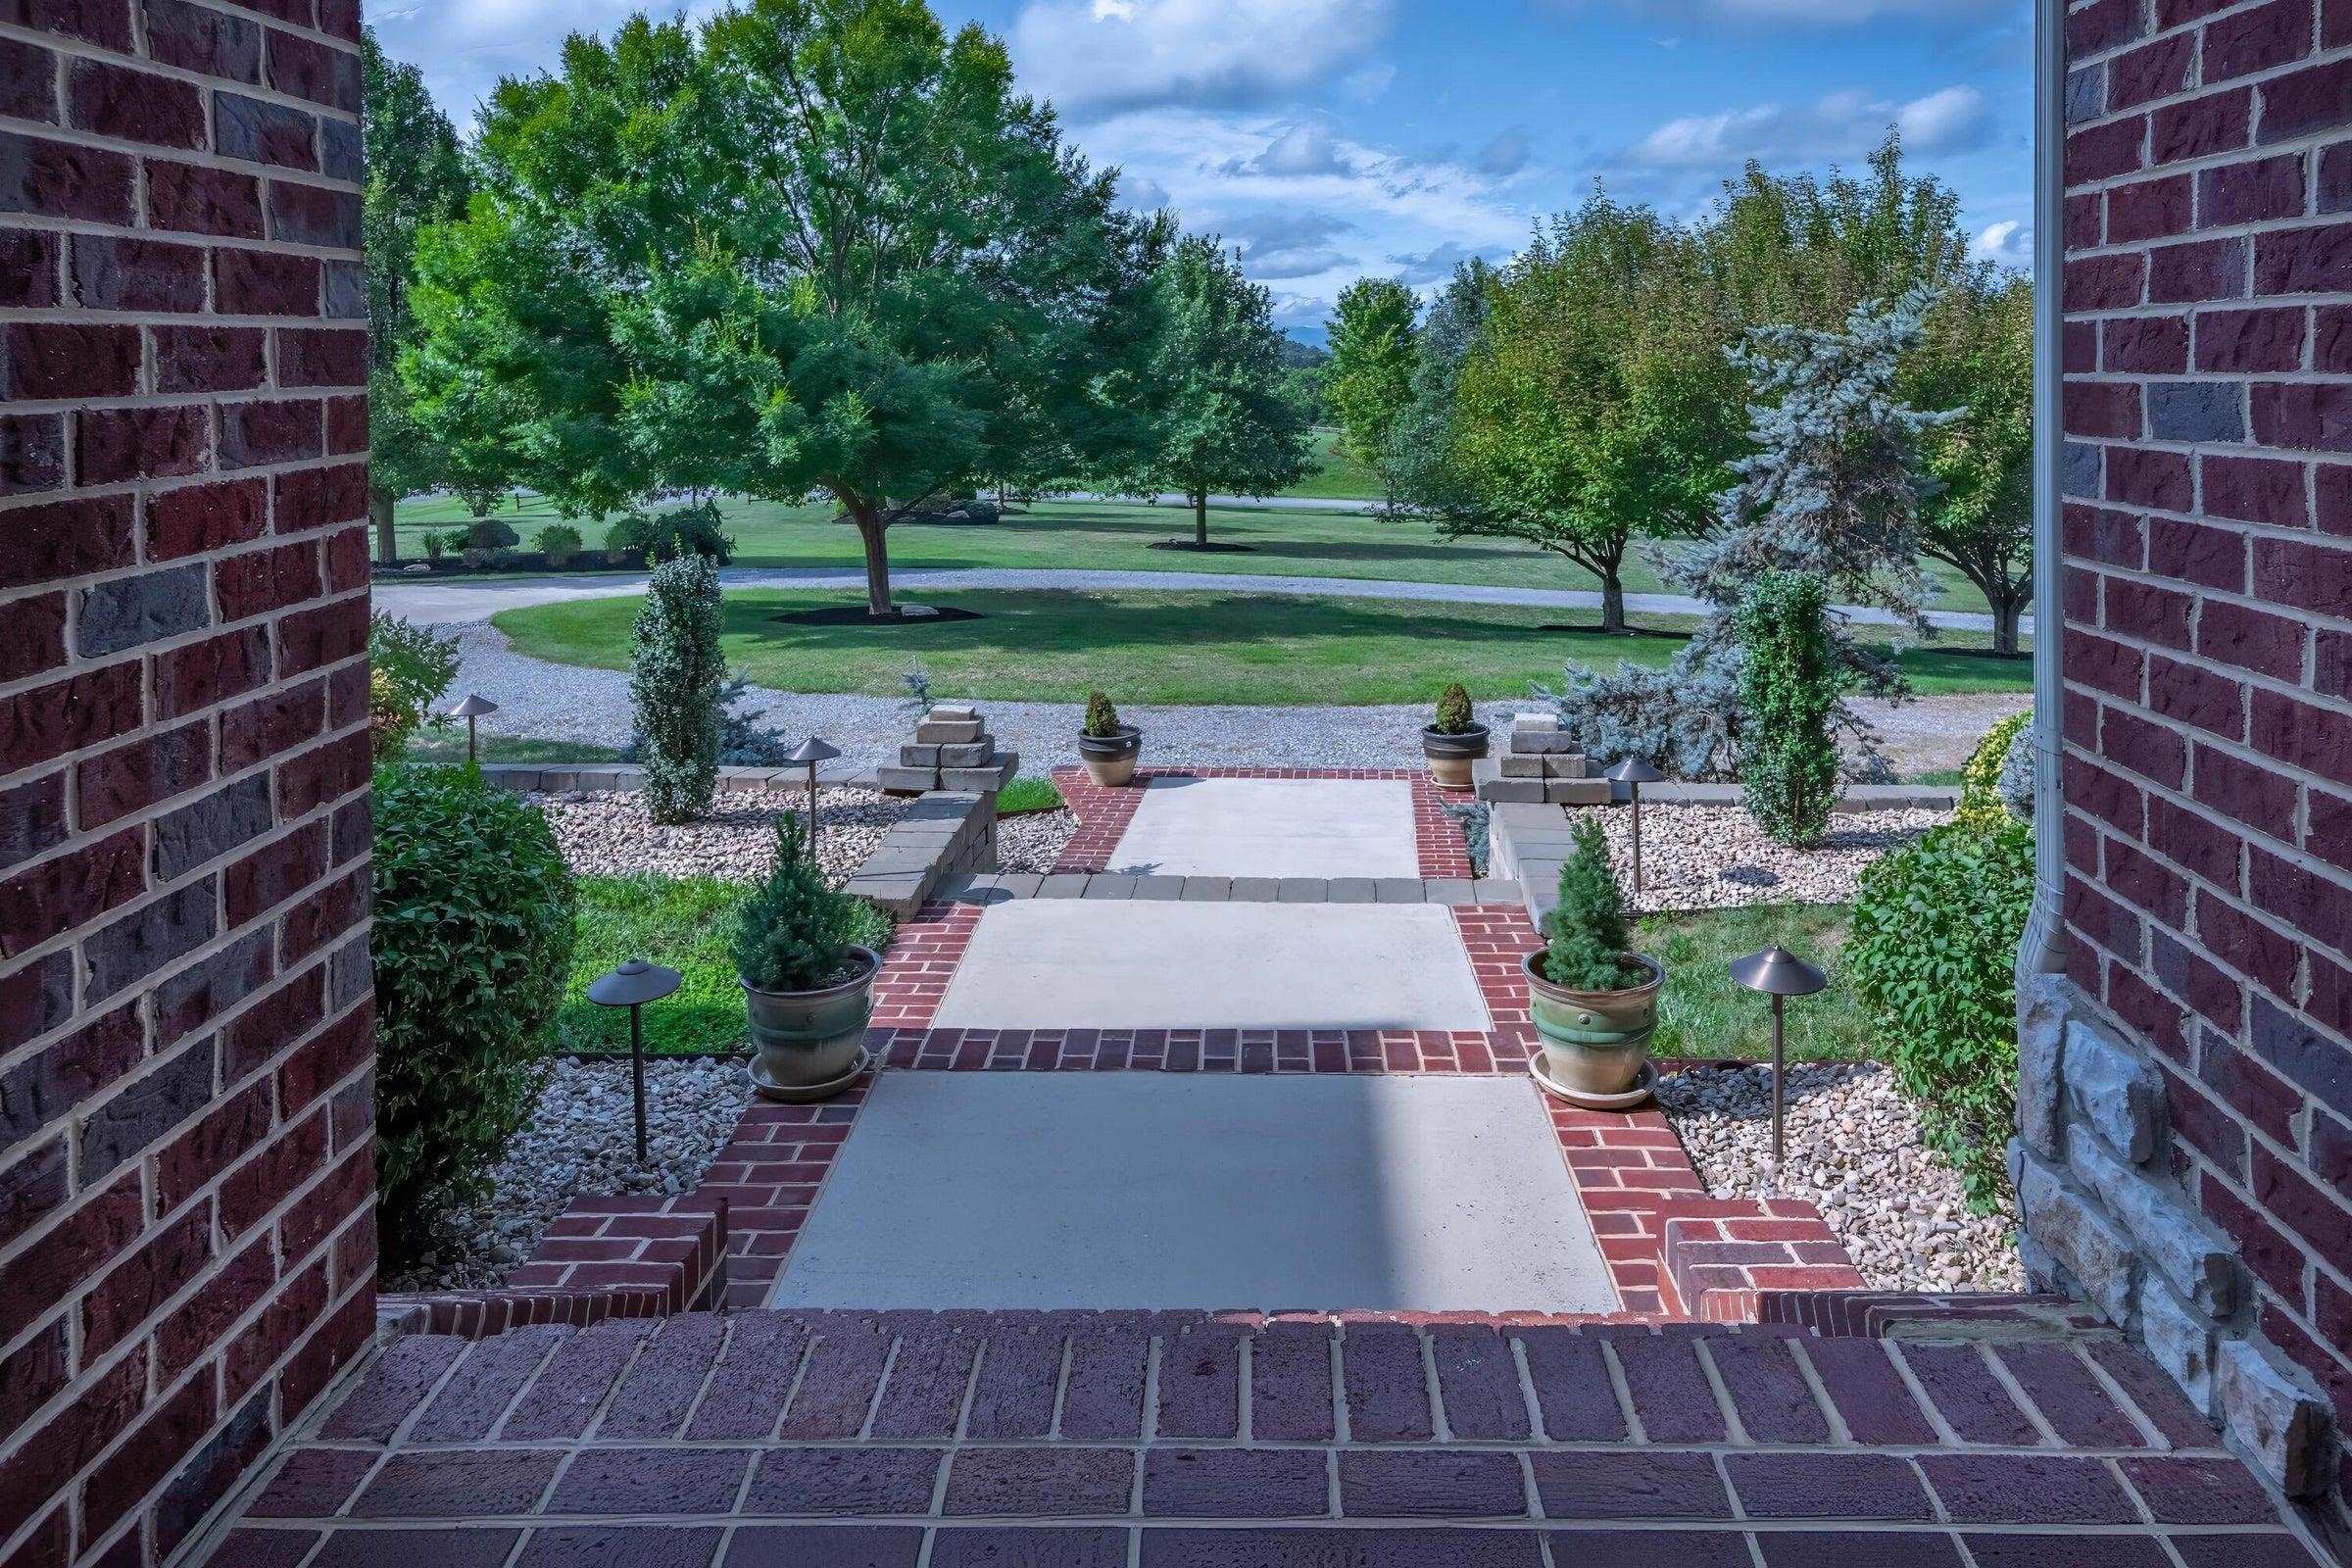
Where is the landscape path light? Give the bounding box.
[446,693,499,764]
[1603,757,1667,895]
[587,959,683,1166]
[1728,945,1829,1166]
[787,736,841,847]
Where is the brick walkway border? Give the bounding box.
[1051,766,1477,879]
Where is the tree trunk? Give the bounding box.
[371,486,398,565]
[1598,568,1627,635]
[1194,491,1208,548]
[841,493,894,616]
[1993,593,2023,659]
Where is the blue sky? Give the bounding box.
[372,0,2032,339]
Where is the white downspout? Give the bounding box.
[2022,0,2070,978]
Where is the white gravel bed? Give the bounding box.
[384,1057,747,1295]
[997,809,1077,873]
[534,786,908,887]
[1655,1061,2024,1294]
[1595,804,1945,913]
[443,622,2011,775]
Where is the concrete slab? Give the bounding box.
[768,1072,1617,1312]
[932,901,1490,1032]
[1106,777,1419,878]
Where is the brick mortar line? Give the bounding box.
[179,1516,2307,1536]
[0,4,364,67]
[0,46,364,131]
[0,214,369,266]
[316,1433,2246,1458]
[2057,683,2352,816]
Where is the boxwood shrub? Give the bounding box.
[1956,710,2032,834]
[372,764,577,1258]
[1846,816,2034,1211]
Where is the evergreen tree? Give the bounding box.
[734,814,866,992]
[1324,277,1419,505]
[631,554,725,823]
[1544,289,1950,779]
[1123,237,1315,546]
[1734,571,1844,847]
[361,30,472,563]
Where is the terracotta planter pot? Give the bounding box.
[1078,724,1143,787]
[1523,950,1664,1099]
[1420,722,1491,788]
[743,945,878,1102]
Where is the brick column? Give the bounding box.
[2040,0,2352,1526]
[0,2,374,1563]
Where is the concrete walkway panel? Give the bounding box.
[767,1072,1617,1312]
[1106,777,1419,879]
[932,901,1489,1032]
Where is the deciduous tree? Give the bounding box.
[1909,271,2034,657]
[1324,277,1418,505]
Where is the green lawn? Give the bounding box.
[1642,903,1872,1064]
[495,587,2032,708]
[401,730,627,766]
[1280,427,1385,501]
[393,491,1998,614]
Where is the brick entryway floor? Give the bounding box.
[200,1311,2325,1566]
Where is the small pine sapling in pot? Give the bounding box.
[736,813,879,1101]
[1077,689,1143,786]
[1524,815,1664,1103]
[1420,681,1491,787]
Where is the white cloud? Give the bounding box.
[1630,84,1991,168]
[1389,240,1502,285]
[1236,122,1355,177]
[373,0,726,125]
[1974,219,2032,266]
[1342,63,1398,103]
[1010,0,1394,116]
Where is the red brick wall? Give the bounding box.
[2063,0,2352,1507]
[0,2,373,1562]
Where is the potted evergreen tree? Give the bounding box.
[1524,816,1664,1105]
[734,815,880,1102]
[1077,690,1143,787]
[1420,682,1490,787]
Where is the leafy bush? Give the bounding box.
[534,522,584,566]
[1847,817,2034,1210]
[372,765,577,1259]
[435,528,469,557]
[1433,682,1475,735]
[1084,691,1122,737]
[608,500,735,564]
[466,516,520,550]
[734,815,872,992]
[422,531,446,561]
[1957,710,2033,834]
[1544,816,1638,991]
[631,554,724,823]
[368,612,460,760]
[1733,570,1844,847]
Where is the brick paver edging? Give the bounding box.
[379,1204,731,1339]
[200,1310,2324,1568]
[1050,766,1477,879]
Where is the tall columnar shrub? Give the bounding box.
[372,765,577,1259]
[734,814,869,993]
[632,553,724,823]
[1084,691,1123,738]
[1957,710,2033,833]
[1733,570,1843,847]
[1544,816,1636,990]
[1846,817,2034,1211]
[1433,682,1475,735]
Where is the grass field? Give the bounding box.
[495,586,2032,708]
[1640,903,1870,1064]
[1282,427,1386,501]
[393,491,2000,614]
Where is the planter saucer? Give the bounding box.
[750,1048,872,1104]
[1528,1054,1657,1111]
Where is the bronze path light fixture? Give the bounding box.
[1729,945,1829,1166]
[787,736,841,848]
[1603,757,1667,896]
[447,693,499,764]
[587,959,683,1166]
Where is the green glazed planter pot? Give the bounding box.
[743,945,879,1103]
[1523,951,1665,1099]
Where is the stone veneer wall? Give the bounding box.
[0,2,375,1563]
[2040,0,2352,1530]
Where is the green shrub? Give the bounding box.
[435,528,469,557]
[1847,817,2034,1211]
[1957,710,2033,834]
[1084,691,1122,738]
[1433,682,1475,735]
[534,522,585,567]
[1733,570,1844,848]
[1544,816,1639,991]
[372,765,576,1260]
[631,554,724,823]
[466,516,521,550]
[368,612,460,760]
[609,500,735,564]
[734,815,872,992]
[422,531,446,561]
